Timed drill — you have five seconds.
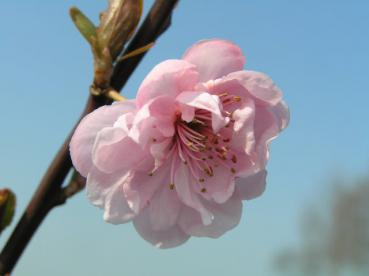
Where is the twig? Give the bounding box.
[55,170,86,206]
[111,0,178,92]
[0,0,179,274]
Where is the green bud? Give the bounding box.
[70,7,97,45]
[0,189,16,234]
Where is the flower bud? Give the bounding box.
[97,0,143,60]
[70,7,97,45]
[0,189,16,234]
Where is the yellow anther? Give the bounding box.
[234,96,241,102]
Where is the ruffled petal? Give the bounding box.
[129,96,176,146]
[174,162,213,225]
[70,101,136,177]
[133,207,190,249]
[183,39,245,82]
[199,165,235,204]
[272,100,290,131]
[253,106,281,168]
[178,195,242,238]
[123,158,170,214]
[147,185,181,231]
[86,167,135,224]
[136,59,199,107]
[176,91,227,132]
[150,138,172,170]
[103,179,136,224]
[236,170,267,200]
[226,70,282,106]
[231,99,256,154]
[92,127,147,174]
[86,167,125,208]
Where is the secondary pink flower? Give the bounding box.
[70,39,289,248]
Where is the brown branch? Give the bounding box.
[0,1,179,274]
[111,0,178,92]
[55,170,86,206]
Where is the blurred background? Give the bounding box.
[1,0,369,275]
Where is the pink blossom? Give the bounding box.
[70,39,289,248]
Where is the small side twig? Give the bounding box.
[55,170,86,206]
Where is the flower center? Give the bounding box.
[168,94,240,192]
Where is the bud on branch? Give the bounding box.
[0,189,16,235]
[70,0,143,93]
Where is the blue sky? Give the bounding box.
[1,1,369,275]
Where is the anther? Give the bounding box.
[234,96,241,102]
[231,155,237,163]
[231,168,236,174]
[199,178,205,183]
[201,188,207,193]
[169,184,175,190]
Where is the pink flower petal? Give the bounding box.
[174,162,213,225]
[227,70,282,105]
[133,207,189,248]
[92,127,146,174]
[86,167,135,224]
[148,185,181,231]
[178,195,242,238]
[272,100,290,131]
[231,99,256,154]
[129,96,176,146]
[103,180,136,224]
[70,101,136,177]
[253,106,281,168]
[176,91,227,132]
[236,170,267,200]
[86,167,125,208]
[199,165,235,204]
[183,39,245,82]
[150,138,172,169]
[123,158,170,214]
[136,59,199,107]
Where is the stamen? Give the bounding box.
[192,119,206,125]
[201,188,207,193]
[218,92,229,97]
[169,184,175,190]
[234,96,241,102]
[231,155,237,163]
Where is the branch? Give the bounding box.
[54,170,86,206]
[111,0,178,91]
[0,1,179,274]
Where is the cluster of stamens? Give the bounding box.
[151,92,242,192]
